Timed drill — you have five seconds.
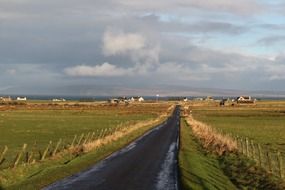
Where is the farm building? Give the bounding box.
[0,96,12,101]
[205,96,214,101]
[16,97,27,101]
[236,96,255,104]
[52,98,66,102]
[108,98,120,104]
[130,96,144,102]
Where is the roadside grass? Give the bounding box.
[1,110,169,189]
[219,153,285,190]
[181,115,285,190]
[179,118,236,190]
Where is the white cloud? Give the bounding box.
[64,62,133,77]
[6,69,16,75]
[103,30,145,56]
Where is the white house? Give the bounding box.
[0,96,12,101]
[17,97,27,101]
[237,96,255,104]
[52,98,66,102]
[131,96,144,102]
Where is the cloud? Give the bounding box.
[118,0,263,15]
[6,69,16,75]
[64,62,133,77]
[103,30,145,55]
[257,35,285,46]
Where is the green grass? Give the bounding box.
[192,108,285,151]
[1,116,165,189]
[179,119,236,190]
[0,104,169,168]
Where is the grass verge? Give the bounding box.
[183,115,285,190]
[179,118,236,190]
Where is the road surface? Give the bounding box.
[44,106,180,190]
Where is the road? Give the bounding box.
[44,106,180,190]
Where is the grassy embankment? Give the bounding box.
[179,118,236,190]
[0,103,173,189]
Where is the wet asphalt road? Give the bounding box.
[44,106,180,190]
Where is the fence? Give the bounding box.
[187,116,284,181]
[0,124,132,170]
[235,136,284,180]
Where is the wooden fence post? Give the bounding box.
[77,133,85,146]
[266,151,273,173]
[0,146,8,166]
[245,138,249,157]
[257,144,263,168]
[13,143,27,168]
[41,141,52,161]
[89,132,95,143]
[98,129,104,139]
[70,135,77,148]
[52,139,62,156]
[251,140,255,160]
[83,132,90,145]
[240,138,244,155]
[277,151,283,179]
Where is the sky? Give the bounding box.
[1,0,285,96]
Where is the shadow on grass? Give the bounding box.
[220,153,285,190]
[0,185,4,190]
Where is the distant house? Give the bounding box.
[17,97,27,101]
[108,98,119,104]
[131,96,144,102]
[0,96,12,102]
[193,97,203,101]
[236,96,255,104]
[205,96,214,101]
[52,98,66,102]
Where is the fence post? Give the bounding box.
[257,144,263,168]
[27,151,33,164]
[13,143,27,168]
[266,151,273,173]
[245,138,249,157]
[41,141,52,161]
[70,135,77,148]
[52,139,62,156]
[277,151,283,179]
[77,133,85,146]
[240,138,244,155]
[83,132,91,144]
[251,140,255,160]
[89,132,95,143]
[0,146,8,166]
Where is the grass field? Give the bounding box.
[0,103,170,168]
[191,101,285,152]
